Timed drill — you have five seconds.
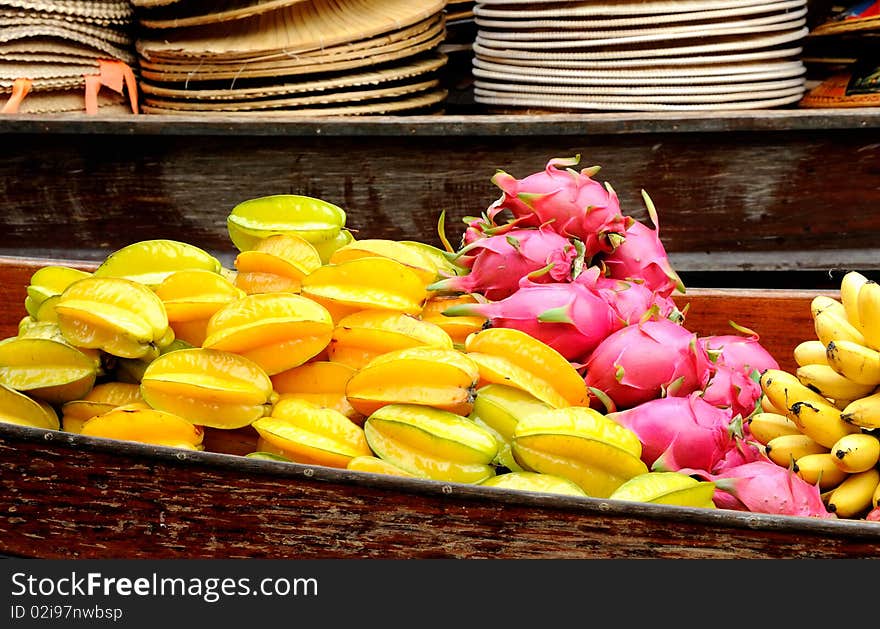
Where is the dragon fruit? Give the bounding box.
[584,318,713,410]
[576,266,682,326]
[607,392,736,473]
[429,225,580,301]
[684,460,835,518]
[488,155,629,259]
[600,191,684,299]
[700,327,780,419]
[441,278,620,362]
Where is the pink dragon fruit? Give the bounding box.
[683,460,835,518]
[599,191,684,299]
[700,328,780,376]
[700,327,780,419]
[489,155,629,259]
[575,265,683,327]
[607,392,736,473]
[459,212,516,247]
[713,425,766,473]
[429,225,580,301]
[441,278,620,362]
[583,318,713,410]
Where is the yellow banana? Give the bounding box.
[788,398,860,448]
[811,295,846,319]
[793,340,829,367]
[857,280,880,350]
[759,368,828,413]
[840,270,869,329]
[813,306,867,348]
[747,411,801,445]
[826,467,880,519]
[765,433,828,468]
[760,394,789,416]
[795,453,850,491]
[840,390,880,430]
[874,476,880,508]
[825,339,880,385]
[831,431,880,474]
[796,363,876,401]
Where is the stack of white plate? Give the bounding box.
[472,0,810,111]
[133,0,450,116]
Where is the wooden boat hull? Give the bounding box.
[2,256,877,559]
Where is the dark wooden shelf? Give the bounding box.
[2,108,879,286]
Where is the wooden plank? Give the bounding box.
[2,423,879,560]
[1,111,880,276]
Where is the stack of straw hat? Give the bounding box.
[132,0,451,116]
[0,0,139,114]
[800,1,880,108]
[471,0,811,112]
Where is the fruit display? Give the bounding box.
[753,270,880,521]
[1,155,878,524]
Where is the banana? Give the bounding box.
[825,339,880,385]
[811,295,846,319]
[831,431,880,474]
[759,368,828,413]
[858,280,880,351]
[793,340,830,367]
[760,394,789,416]
[840,391,880,430]
[788,398,860,448]
[795,453,850,491]
[826,467,880,518]
[747,411,801,445]
[813,306,867,348]
[874,475,880,508]
[765,433,828,468]
[840,270,870,329]
[795,363,876,401]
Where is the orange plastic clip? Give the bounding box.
[1,78,33,114]
[84,60,139,115]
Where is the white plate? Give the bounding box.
[474,18,807,50]
[473,76,806,96]
[472,26,809,60]
[473,92,805,111]
[472,58,806,85]
[473,0,792,17]
[474,0,806,29]
[476,7,808,43]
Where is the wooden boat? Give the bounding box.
[2,254,878,560]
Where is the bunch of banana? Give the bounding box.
[755,270,880,519]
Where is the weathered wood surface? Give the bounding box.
[2,422,879,560]
[0,255,828,374]
[1,110,880,279]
